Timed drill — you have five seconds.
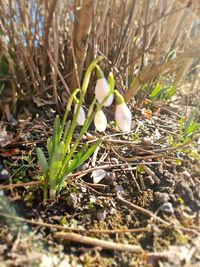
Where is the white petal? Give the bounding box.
[94,110,107,132]
[95,78,113,106]
[115,103,132,132]
[103,92,113,107]
[75,105,85,126]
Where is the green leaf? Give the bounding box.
[185,122,199,138]
[150,83,162,99]
[183,111,199,139]
[63,120,71,142]
[78,139,102,166]
[47,137,52,155]
[108,72,115,92]
[165,85,176,99]
[136,165,145,174]
[66,139,102,175]
[49,141,65,190]
[165,49,176,61]
[37,148,48,175]
[179,116,184,141]
[66,146,87,174]
[59,89,80,141]
[52,115,61,151]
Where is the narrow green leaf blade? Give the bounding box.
[47,137,52,155]
[78,139,102,167]
[49,141,66,191]
[52,115,61,151]
[37,147,48,175]
[66,146,86,174]
[66,139,102,175]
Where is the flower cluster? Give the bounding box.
[75,68,132,132]
[37,57,132,200]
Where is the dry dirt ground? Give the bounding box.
[0,96,200,267]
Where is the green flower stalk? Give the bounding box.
[37,57,104,199]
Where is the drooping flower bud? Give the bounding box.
[95,67,113,107]
[74,104,86,126]
[94,110,107,132]
[115,91,132,132]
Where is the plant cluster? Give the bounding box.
[37,57,132,199]
[179,110,200,143]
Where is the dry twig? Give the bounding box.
[55,232,142,253]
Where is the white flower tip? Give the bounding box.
[95,78,113,107]
[94,110,107,132]
[104,93,114,107]
[75,105,86,126]
[115,103,132,132]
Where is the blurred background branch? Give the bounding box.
[0,0,200,118]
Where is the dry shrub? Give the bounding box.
[0,0,200,118]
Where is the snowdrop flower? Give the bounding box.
[74,104,85,126]
[115,91,132,132]
[94,110,107,132]
[95,67,113,106]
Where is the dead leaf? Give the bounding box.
[141,108,152,119]
[0,123,12,147]
[91,169,107,184]
[0,148,20,157]
[32,96,54,107]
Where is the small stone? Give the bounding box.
[89,195,97,204]
[145,176,155,185]
[0,169,10,181]
[115,185,125,196]
[159,186,173,193]
[65,194,77,208]
[109,207,117,215]
[142,137,153,145]
[97,209,107,221]
[160,202,174,214]
[110,157,119,164]
[154,192,170,203]
[181,170,191,179]
[106,172,116,180]
[80,162,90,171]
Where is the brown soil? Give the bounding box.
[0,100,200,267]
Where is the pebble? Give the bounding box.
[65,194,78,208]
[0,169,10,181]
[181,170,191,179]
[97,209,107,221]
[154,191,170,203]
[160,202,174,214]
[145,176,155,185]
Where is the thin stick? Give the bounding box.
[112,147,168,162]
[141,163,161,185]
[47,50,71,96]
[0,181,42,190]
[54,232,142,253]
[116,196,170,225]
